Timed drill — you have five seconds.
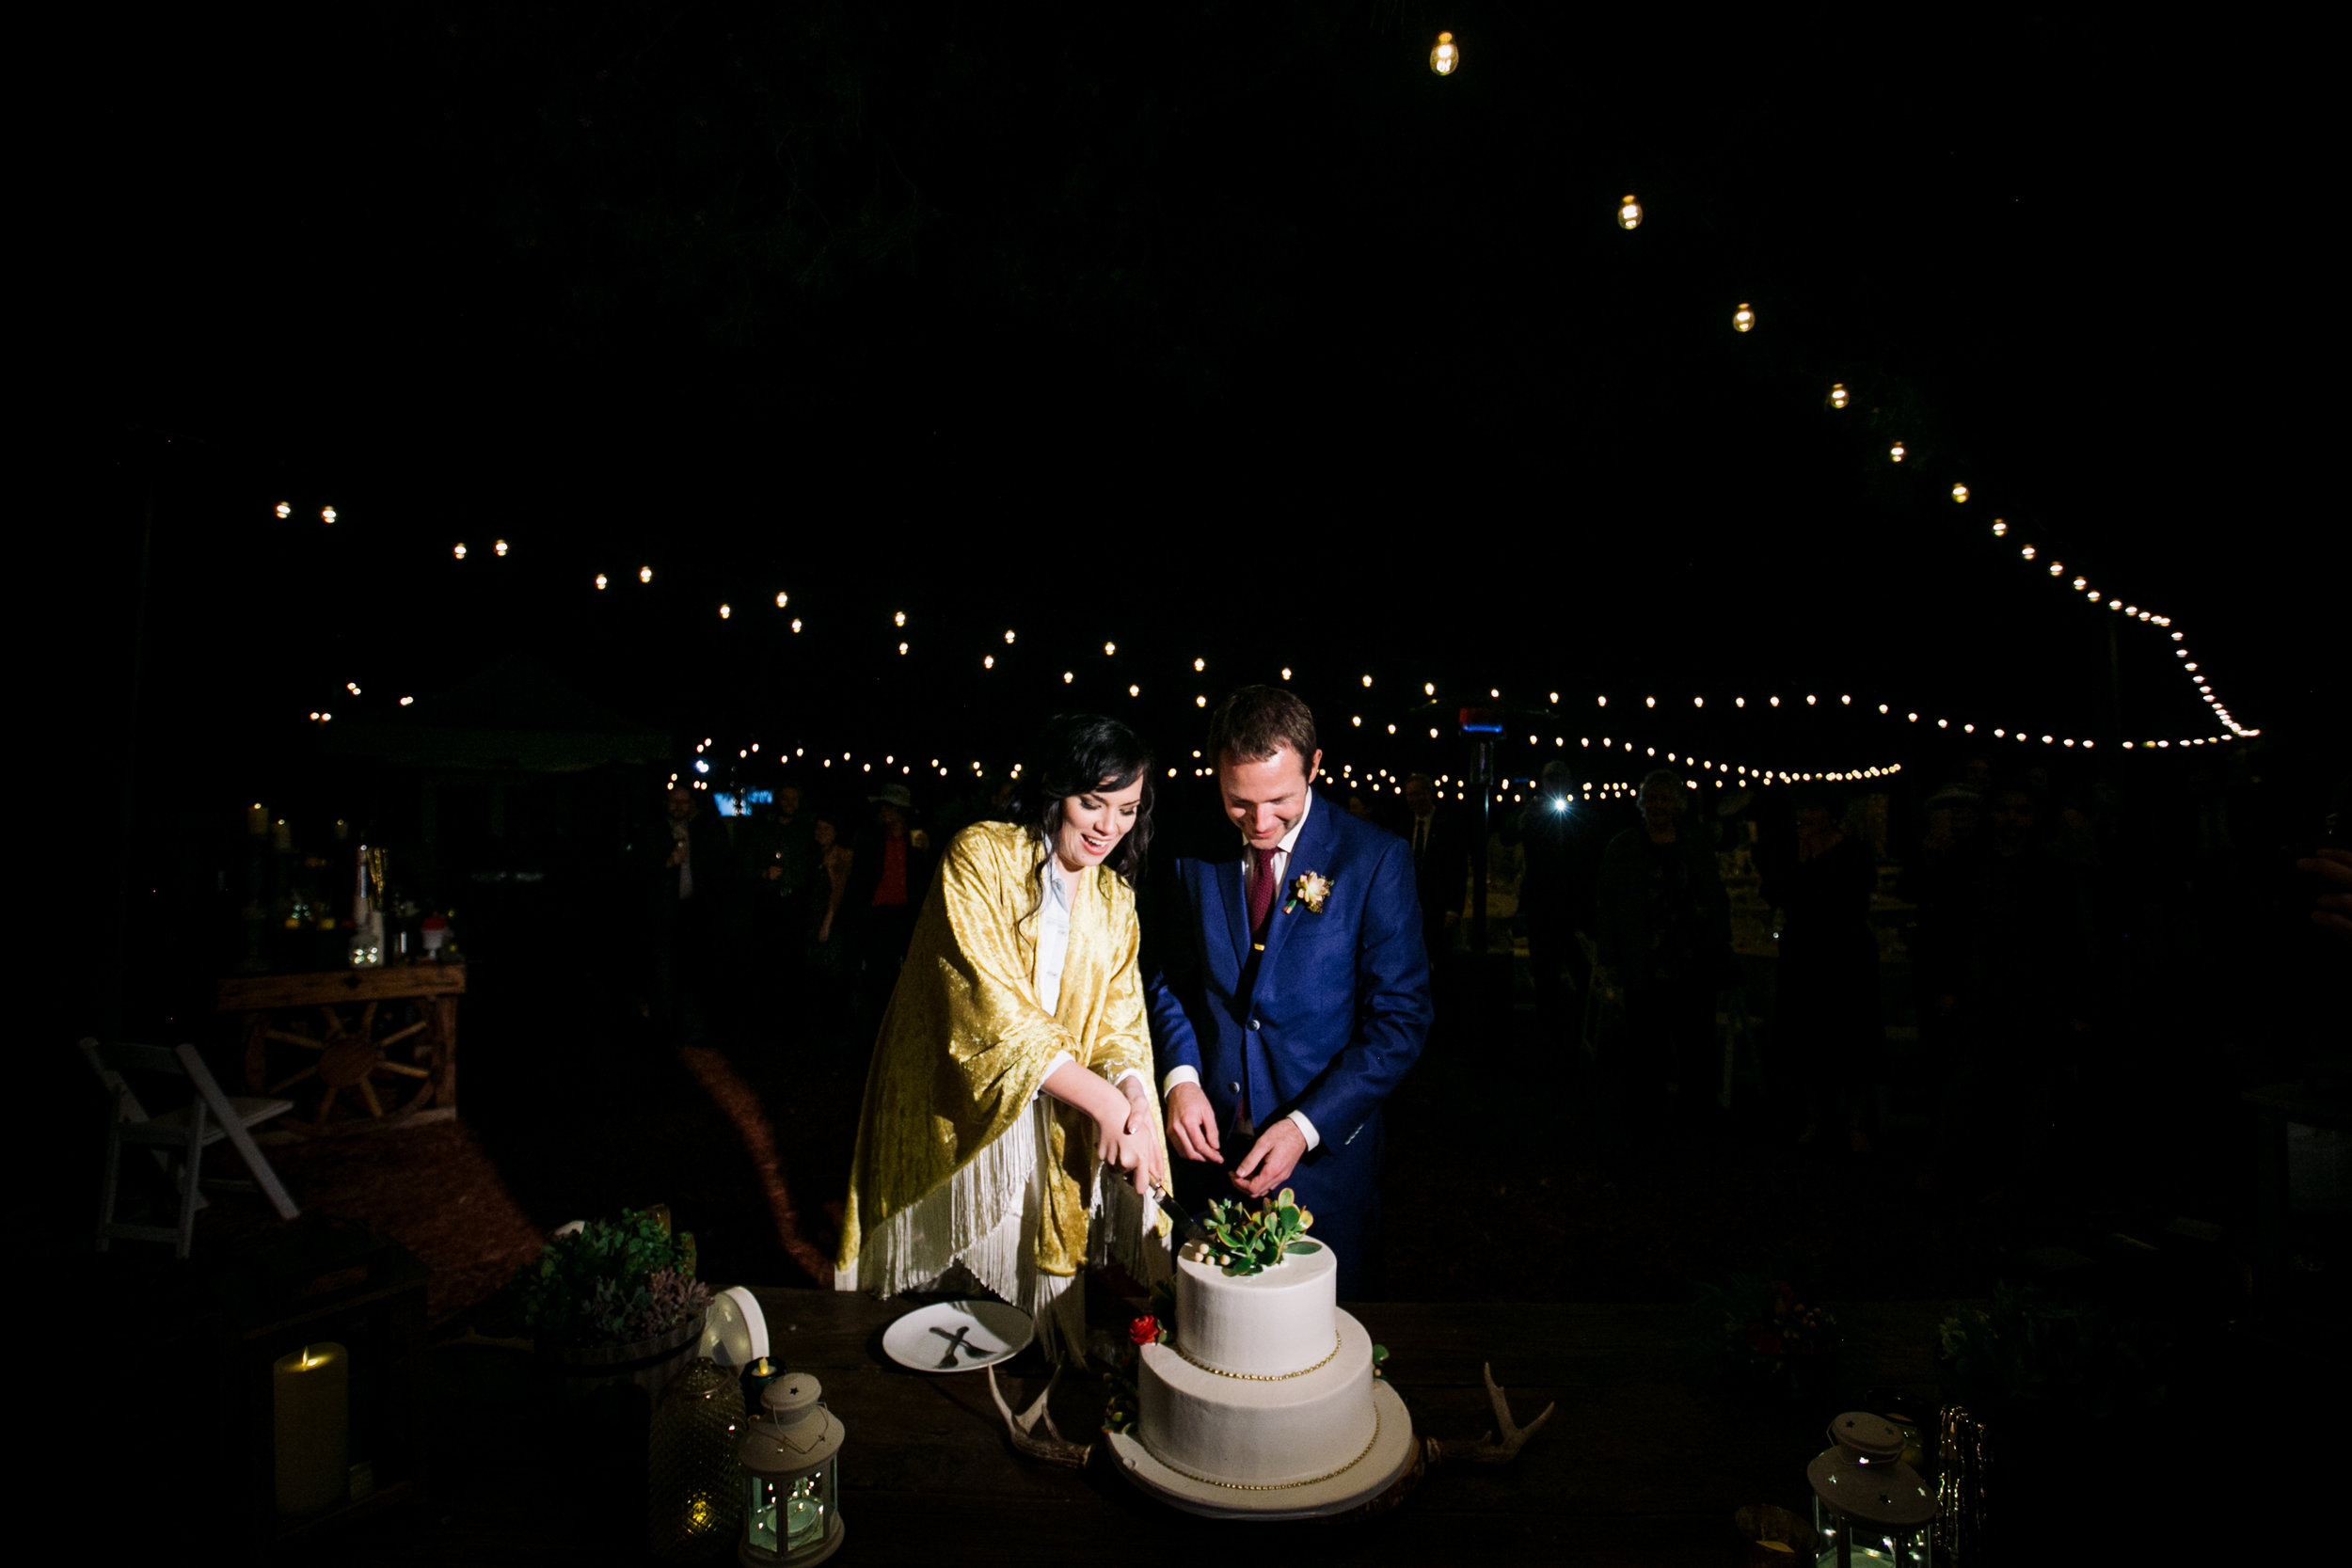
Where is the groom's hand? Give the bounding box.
[1166,1081,1221,1164]
[1232,1119,1306,1199]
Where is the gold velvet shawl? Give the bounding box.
[836,820,1166,1280]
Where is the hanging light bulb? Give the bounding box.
[1104,641,1117,656]
[776,592,788,608]
[640,565,654,583]
[790,618,803,633]
[1194,657,1206,671]
[1733,302,1756,333]
[1280,667,1293,680]
[719,604,732,619]
[1827,384,1851,409]
[494,539,510,556]
[1005,629,1017,643]
[1429,30,1458,74]
[1992,519,2008,536]
[322,506,338,524]
[1889,440,1907,462]
[274,501,292,519]
[983,655,994,669]
[453,543,468,560]
[1617,194,1643,230]
[898,641,909,655]
[2021,546,2036,560]
[893,610,906,627]
[1951,484,1969,503]
[1129,684,1140,697]
[1063,672,1074,684]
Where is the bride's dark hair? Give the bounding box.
[1015,714,1156,892]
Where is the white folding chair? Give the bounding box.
[82,1037,300,1259]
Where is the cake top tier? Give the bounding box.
[1171,1236,1340,1380]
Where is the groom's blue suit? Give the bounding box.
[1146,792,1432,1300]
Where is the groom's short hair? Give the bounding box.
[1207,686,1318,773]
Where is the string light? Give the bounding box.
[275,501,291,519]
[1105,642,1118,656]
[322,507,338,524]
[1194,657,1206,671]
[894,611,907,627]
[399,696,413,706]
[983,655,994,669]
[1429,31,1458,74]
[1992,520,2008,536]
[719,604,731,619]
[1063,672,1074,684]
[494,539,510,556]
[595,574,609,590]
[345,682,361,695]
[1005,630,1017,643]
[1197,695,1208,706]
[776,592,789,608]
[640,566,653,583]
[1129,684,1140,697]
[1280,667,1293,680]
[1827,384,1850,410]
[1617,194,1643,230]
[1950,484,1969,503]
[1889,440,1907,462]
[1733,302,1756,333]
[453,544,468,560]
[898,641,909,655]
[1361,674,1374,687]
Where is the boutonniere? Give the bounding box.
[1283,870,1333,915]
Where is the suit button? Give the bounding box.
[1249,1019,1261,1030]
[1229,1082,1241,1094]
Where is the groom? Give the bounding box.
[1147,686,1432,1300]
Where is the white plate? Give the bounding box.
[881,1299,1034,1373]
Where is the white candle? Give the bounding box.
[247,803,268,837]
[272,1342,349,1516]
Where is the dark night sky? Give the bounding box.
[68,3,2338,798]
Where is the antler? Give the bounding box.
[987,1364,1093,1468]
[1426,1363,1555,1466]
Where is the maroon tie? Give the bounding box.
[1248,846,1279,945]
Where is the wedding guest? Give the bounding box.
[1935,781,2092,1179]
[1500,760,1598,1047]
[1402,772,1467,960]
[804,813,856,1035]
[645,785,731,1048]
[1595,769,1733,1121]
[845,784,937,1041]
[1756,785,1883,1152]
[836,716,1169,1364]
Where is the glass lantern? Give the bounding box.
[1807,1412,1935,1567]
[739,1374,844,1567]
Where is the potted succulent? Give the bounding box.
[520,1207,712,1406]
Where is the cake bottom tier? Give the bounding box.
[1136,1308,1378,1489]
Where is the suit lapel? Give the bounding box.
[1256,794,1335,982]
[1215,851,1250,974]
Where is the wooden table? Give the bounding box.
[735,1289,1947,1566]
[216,964,467,1136]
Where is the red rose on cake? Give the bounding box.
[1130,1315,1163,1346]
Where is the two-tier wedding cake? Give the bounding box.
[1109,1235,1415,1517]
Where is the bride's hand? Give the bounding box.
[1120,1079,1168,1194]
[1098,1109,1160,1196]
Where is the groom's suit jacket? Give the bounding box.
[1145,791,1432,1294]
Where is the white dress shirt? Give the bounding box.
[1162,790,1323,1150]
[1035,852,1147,1101]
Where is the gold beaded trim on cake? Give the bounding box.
[1169,1330,1343,1383]
[1147,1401,1382,1492]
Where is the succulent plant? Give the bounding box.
[517,1207,707,1349]
[1200,1188,1319,1277]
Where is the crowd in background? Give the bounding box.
[633,748,2239,1191]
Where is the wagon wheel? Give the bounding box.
[241,997,448,1130]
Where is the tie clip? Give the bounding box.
[1253,942,1265,952]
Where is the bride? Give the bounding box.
[834,714,1171,1363]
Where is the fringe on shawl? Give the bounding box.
[837,1094,1170,1367]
